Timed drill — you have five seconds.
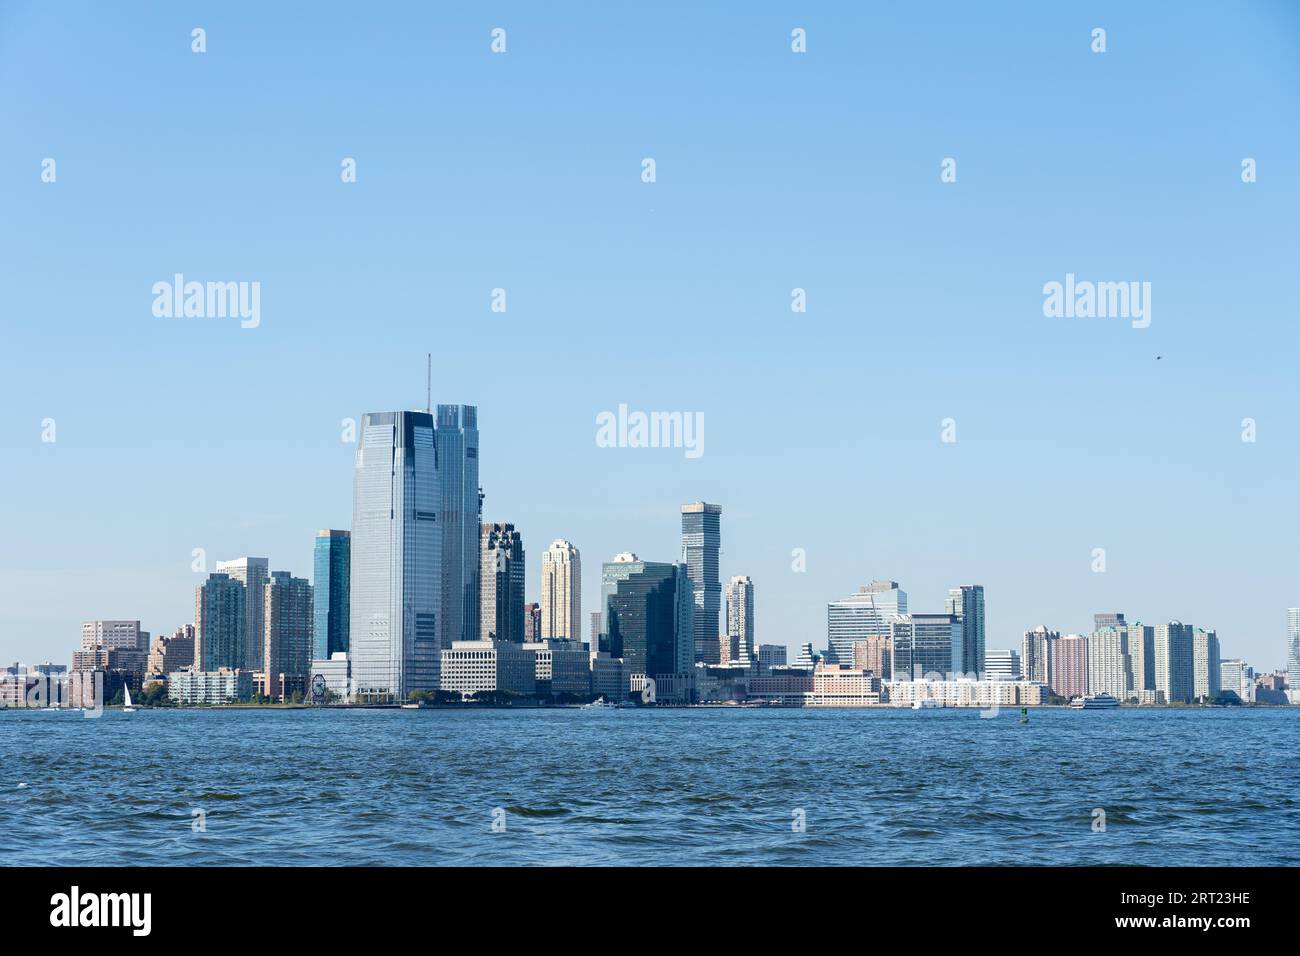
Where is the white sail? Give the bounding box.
[124,685,133,708]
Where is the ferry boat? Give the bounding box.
[581,697,621,710]
[1068,693,1120,710]
[911,698,941,710]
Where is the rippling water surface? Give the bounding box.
[2,707,1296,866]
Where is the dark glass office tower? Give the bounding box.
[312,530,350,660]
[680,502,721,664]
[350,410,441,702]
[480,522,525,643]
[436,405,481,647]
[890,613,962,680]
[945,585,986,675]
[601,553,694,677]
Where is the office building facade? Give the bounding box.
[349,410,441,702]
[436,404,481,646]
[312,530,350,660]
[540,539,582,642]
[945,585,985,675]
[480,523,525,643]
[601,553,694,679]
[680,502,722,664]
[827,581,907,667]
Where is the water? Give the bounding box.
[2,707,1296,866]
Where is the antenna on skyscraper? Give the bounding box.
[426,353,431,414]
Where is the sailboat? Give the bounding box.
[123,685,136,713]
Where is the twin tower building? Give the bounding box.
[346,407,582,703]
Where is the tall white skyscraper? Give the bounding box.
[725,575,755,665]
[1154,622,1195,704]
[827,581,906,666]
[1087,627,1132,700]
[1193,628,1221,701]
[1288,608,1300,691]
[349,411,441,702]
[215,557,268,672]
[540,539,582,642]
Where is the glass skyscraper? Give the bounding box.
[680,502,721,664]
[436,404,480,647]
[480,522,525,643]
[195,572,246,671]
[312,530,350,660]
[601,553,694,678]
[349,411,441,702]
[945,584,985,675]
[890,613,961,679]
[827,581,907,666]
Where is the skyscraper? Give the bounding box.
[263,571,314,698]
[540,539,582,642]
[601,553,694,679]
[1094,612,1127,630]
[523,602,541,642]
[1288,608,1300,691]
[1021,625,1059,685]
[480,523,525,643]
[312,530,350,660]
[1124,623,1156,697]
[1087,627,1132,700]
[1193,627,1221,702]
[195,572,246,671]
[1052,634,1089,700]
[725,575,755,665]
[436,405,481,647]
[890,613,960,679]
[945,585,985,675]
[349,410,441,702]
[1154,622,1195,704]
[680,502,721,664]
[215,557,268,672]
[827,581,907,666]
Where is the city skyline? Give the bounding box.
[5,4,1300,672]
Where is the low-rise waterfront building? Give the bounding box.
[168,668,253,705]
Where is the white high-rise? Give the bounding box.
[1193,628,1221,702]
[725,575,755,665]
[1288,609,1300,691]
[1087,627,1133,700]
[1154,622,1195,704]
[540,539,582,642]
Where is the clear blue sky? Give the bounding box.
[2,2,1298,670]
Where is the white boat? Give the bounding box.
[1069,693,1120,710]
[123,686,136,713]
[581,697,620,710]
[911,698,941,710]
